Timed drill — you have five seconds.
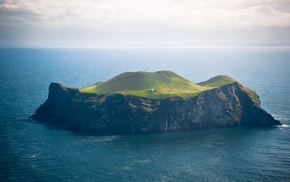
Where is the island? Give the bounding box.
[30,71,281,135]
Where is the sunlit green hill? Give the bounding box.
[78,71,236,99]
[198,75,236,88]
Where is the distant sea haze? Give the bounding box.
[0,47,290,181]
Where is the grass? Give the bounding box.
[198,75,236,88]
[240,85,261,107]
[78,71,237,99]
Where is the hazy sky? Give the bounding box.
[0,0,290,47]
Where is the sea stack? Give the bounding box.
[30,71,281,135]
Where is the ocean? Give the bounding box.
[0,47,290,181]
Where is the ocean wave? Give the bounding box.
[279,124,290,128]
[82,135,120,143]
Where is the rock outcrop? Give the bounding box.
[30,72,281,135]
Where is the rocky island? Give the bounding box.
[30,71,281,134]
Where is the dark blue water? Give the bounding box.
[1,47,290,181]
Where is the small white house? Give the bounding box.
[148,88,156,92]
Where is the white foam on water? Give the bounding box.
[280,124,289,128]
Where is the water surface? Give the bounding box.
[1,47,290,181]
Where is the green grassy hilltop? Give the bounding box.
[78,71,236,99]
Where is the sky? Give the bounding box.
[0,0,290,48]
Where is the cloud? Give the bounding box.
[1,0,290,28]
[0,0,290,47]
[188,4,290,29]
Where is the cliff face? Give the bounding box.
[30,82,281,135]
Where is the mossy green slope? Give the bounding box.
[198,75,236,88]
[78,71,237,99]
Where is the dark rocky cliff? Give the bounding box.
[30,81,281,135]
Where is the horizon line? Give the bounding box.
[1,45,290,49]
